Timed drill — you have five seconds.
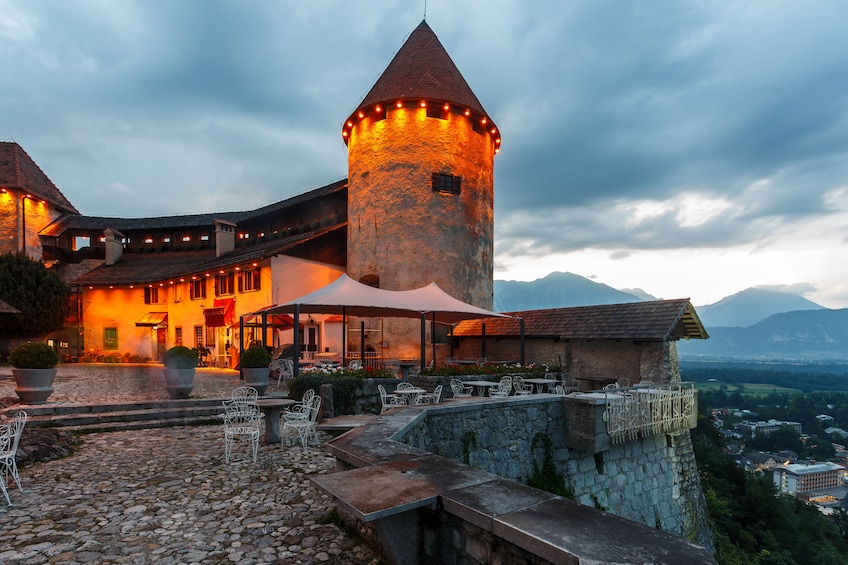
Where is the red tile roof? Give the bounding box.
[350,20,491,121]
[453,300,709,341]
[0,142,79,214]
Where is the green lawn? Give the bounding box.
[694,381,802,394]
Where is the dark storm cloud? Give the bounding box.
[2,0,846,257]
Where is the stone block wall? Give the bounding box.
[398,397,711,548]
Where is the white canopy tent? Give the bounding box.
[243,275,514,375]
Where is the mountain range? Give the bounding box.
[494,272,847,362]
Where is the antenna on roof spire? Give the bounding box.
[423,0,427,20]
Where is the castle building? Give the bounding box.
[0,20,499,366]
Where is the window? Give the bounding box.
[359,274,380,288]
[163,236,171,244]
[143,237,153,244]
[190,279,206,300]
[205,326,216,347]
[104,327,118,350]
[181,235,191,242]
[238,267,261,292]
[215,272,235,296]
[194,326,203,349]
[73,235,91,250]
[144,287,162,304]
[432,173,461,195]
[175,327,183,347]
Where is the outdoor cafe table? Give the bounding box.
[255,398,297,445]
[463,380,501,396]
[523,377,560,394]
[395,387,427,405]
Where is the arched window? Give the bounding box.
[359,274,380,288]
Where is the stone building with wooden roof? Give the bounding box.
[452,299,709,388]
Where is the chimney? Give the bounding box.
[214,219,237,257]
[103,227,124,266]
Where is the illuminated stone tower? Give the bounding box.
[344,21,501,312]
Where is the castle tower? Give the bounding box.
[344,21,501,311]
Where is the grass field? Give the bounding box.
[694,381,803,394]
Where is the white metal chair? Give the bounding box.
[348,360,363,370]
[513,376,534,395]
[223,403,263,463]
[450,379,473,398]
[378,384,403,413]
[231,386,259,403]
[417,384,443,405]
[603,382,620,390]
[488,376,513,397]
[616,378,631,388]
[274,358,293,386]
[282,395,321,452]
[395,382,415,391]
[554,385,567,395]
[0,410,27,505]
[544,373,557,392]
[283,389,315,421]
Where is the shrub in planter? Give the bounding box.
[240,346,271,368]
[161,345,198,399]
[240,346,272,395]
[10,342,60,404]
[10,342,59,369]
[162,345,199,369]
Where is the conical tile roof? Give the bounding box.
[351,20,491,120]
[0,142,79,214]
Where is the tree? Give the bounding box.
[0,252,69,338]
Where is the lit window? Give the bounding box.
[181,235,191,242]
[238,267,261,293]
[144,287,162,304]
[104,327,118,350]
[175,327,183,347]
[200,234,209,241]
[431,173,461,195]
[163,237,171,244]
[73,236,91,250]
[143,237,154,244]
[190,279,206,300]
[215,272,235,296]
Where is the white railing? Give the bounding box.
[602,383,697,444]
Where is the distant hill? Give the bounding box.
[493,272,645,312]
[696,288,824,328]
[678,308,848,361]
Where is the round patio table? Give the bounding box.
[255,398,297,444]
[462,380,500,396]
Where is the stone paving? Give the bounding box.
[0,364,383,565]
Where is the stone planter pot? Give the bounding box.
[163,368,195,399]
[12,368,58,404]
[242,367,270,396]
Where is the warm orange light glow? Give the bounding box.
[481,117,487,125]
[191,276,197,280]
[179,278,185,282]
[490,128,496,134]
[169,281,174,285]
[496,138,501,144]
[358,111,364,118]
[464,109,471,116]
[495,148,500,154]
[158,283,164,287]
[252,262,258,267]
[205,273,211,277]
[89,286,93,289]
[396,101,403,108]
[347,121,353,128]
[375,105,381,112]
[342,131,348,137]
[219,270,225,274]
[235,266,241,271]
[443,103,450,111]
[109,286,114,289]
[0,188,6,193]
[420,100,427,107]
[129,285,133,289]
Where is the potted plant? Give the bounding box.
[240,346,272,395]
[161,345,198,399]
[9,342,60,404]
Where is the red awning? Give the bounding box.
[136,312,168,327]
[204,307,226,327]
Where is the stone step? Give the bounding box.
[17,398,226,418]
[26,405,225,429]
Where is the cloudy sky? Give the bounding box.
[3,1,847,308]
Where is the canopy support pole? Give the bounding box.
[239,315,245,380]
[342,307,346,368]
[520,317,525,366]
[420,313,426,370]
[293,305,300,377]
[261,312,268,348]
[360,321,365,367]
[431,313,436,367]
[481,323,486,359]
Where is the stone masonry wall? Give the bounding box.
[398,397,711,548]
